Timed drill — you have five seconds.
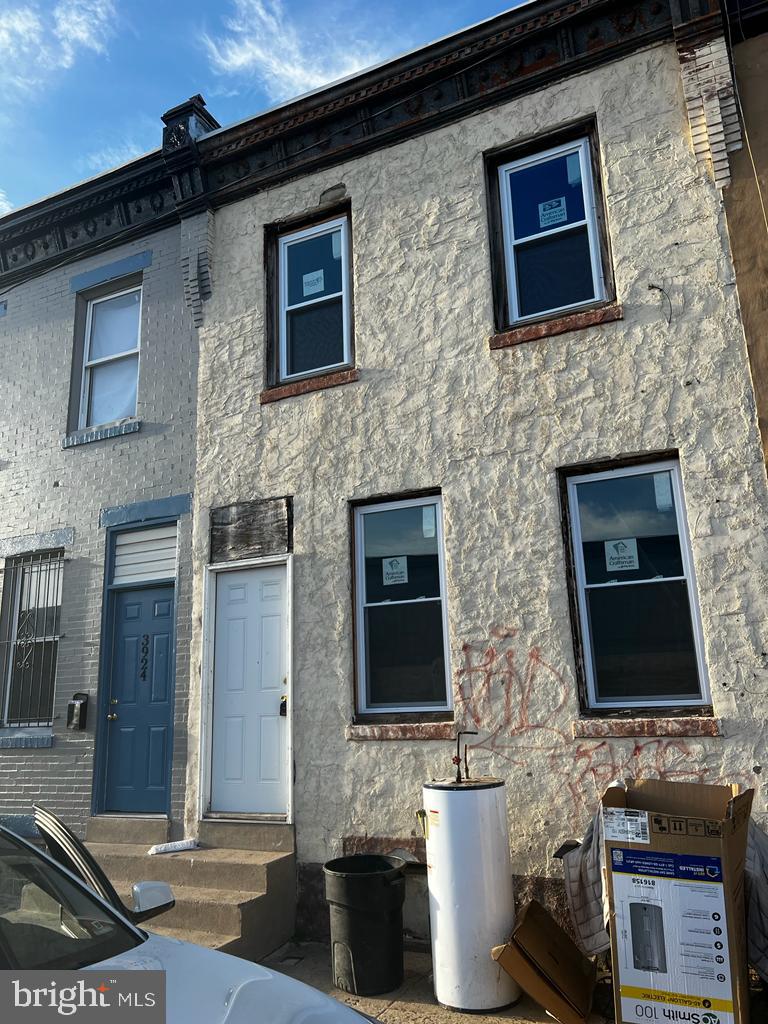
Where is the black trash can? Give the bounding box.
[323,854,406,996]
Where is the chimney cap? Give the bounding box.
[161,94,220,135]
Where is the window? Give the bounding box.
[565,461,708,711]
[0,551,63,727]
[0,832,141,969]
[277,215,351,382]
[498,136,606,324]
[354,496,451,714]
[79,286,141,428]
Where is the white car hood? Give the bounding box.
[86,932,367,1024]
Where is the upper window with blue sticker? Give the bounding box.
[278,215,351,382]
[498,137,606,323]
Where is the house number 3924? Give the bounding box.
[140,634,150,680]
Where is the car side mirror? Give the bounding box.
[130,881,175,923]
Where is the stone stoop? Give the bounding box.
[84,818,296,962]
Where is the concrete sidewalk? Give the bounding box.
[263,942,615,1022]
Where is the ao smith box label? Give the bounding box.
[0,971,165,1022]
[610,848,733,1024]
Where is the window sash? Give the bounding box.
[566,460,709,709]
[354,496,452,713]
[1,552,63,727]
[498,137,605,325]
[79,285,142,429]
[278,217,351,382]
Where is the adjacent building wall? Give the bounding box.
[188,39,768,933]
[0,227,197,836]
[724,32,768,459]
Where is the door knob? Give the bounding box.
[107,713,118,721]
[279,695,287,717]
[110,698,119,705]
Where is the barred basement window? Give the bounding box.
[0,551,64,727]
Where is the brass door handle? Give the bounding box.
[279,695,287,718]
[107,713,118,721]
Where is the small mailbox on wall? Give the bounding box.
[66,693,88,731]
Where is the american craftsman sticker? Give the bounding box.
[605,538,639,572]
[302,269,324,296]
[603,808,651,844]
[539,196,567,228]
[382,556,408,586]
[611,848,734,1024]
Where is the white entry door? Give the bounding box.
[211,565,289,814]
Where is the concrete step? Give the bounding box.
[86,816,169,846]
[117,883,268,936]
[198,819,295,853]
[86,843,287,891]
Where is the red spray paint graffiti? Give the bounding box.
[454,626,751,823]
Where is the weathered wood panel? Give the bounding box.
[210,497,292,563]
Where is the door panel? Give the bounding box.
[211,566,289,814]
[104,585,175,812]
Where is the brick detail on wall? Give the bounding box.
[678,34,742,189]
[180,210,214,328]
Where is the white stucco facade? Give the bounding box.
[186,40,768,888]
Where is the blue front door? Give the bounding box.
[103,586,175,813]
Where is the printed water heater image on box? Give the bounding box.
[629,902,668,974]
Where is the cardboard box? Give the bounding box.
[602,779,753,1024]
[492,899,597,1024]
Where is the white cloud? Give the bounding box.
[0,189,13,216]
[0,0,116,98]
[204,0,393,102]
[78,141,146,175]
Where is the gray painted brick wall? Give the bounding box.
[0,225,198,838]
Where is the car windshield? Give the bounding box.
[0,832,142,969]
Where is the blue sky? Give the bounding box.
[0,0,525,215]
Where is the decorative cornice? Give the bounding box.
[0,0,720,291]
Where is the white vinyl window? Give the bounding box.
[566,460,709,710]
[278,216,351,382]
[354,496,451,714]
[79,286,142,428]
[499,137,605,324]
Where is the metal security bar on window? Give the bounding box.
[0,550,64,727]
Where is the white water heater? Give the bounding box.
[421,775,521,1012]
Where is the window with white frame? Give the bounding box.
[79,286,141,428]
[565,460,708,710]
[354,496,451,713]
[0,551,63,727]
[278,216,351,382]
[498,137,605,324]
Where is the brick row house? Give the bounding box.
[1,0,767,948]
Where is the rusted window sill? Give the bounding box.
[346,721,455,741]
[490,303,623,350]
[260,368,359,404]
[572,717,722,739]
